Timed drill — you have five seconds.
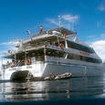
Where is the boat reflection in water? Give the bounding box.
[1,76,105,102]
[1,79,71,101]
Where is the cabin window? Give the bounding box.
[36,55,44,61]
[46,49,65,57]
[67,41,95,53]
[67,54,74,59]
[67,54,81,60]
[67,53,102,63]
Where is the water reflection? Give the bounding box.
[0,77,105,101]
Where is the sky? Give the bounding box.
[0,0,105,61]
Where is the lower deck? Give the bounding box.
[2,57,104,81]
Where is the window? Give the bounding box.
[67,41,95,53]
[67,53,102,63]
[46,49,65,57]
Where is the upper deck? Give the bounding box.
[22,27,91,52]
[2,27,97,59]
[22,27,76,47]
[2,27,102,65]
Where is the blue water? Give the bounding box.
[0,76,105,102]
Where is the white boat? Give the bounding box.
[2,27,104,81]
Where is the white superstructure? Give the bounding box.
[2,27,104,81]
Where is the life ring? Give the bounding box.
[10,62,15,67]
[25,59,31,65]
[27,59,31,64]
[59,43,64,48]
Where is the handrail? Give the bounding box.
[15,60,24,66]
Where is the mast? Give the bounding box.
[58,15,62,28]
[57,15,62,46]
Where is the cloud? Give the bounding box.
[0,40,22,59]
[100,33,105,39]
[87,33,105,42]
[62,14,79,23]
[87,32,105,61]
[98,4,105,11]
[46,14,79,30]
[87,35,98,39]
[90,40,105,61]
[46,18,59,26]
[97,21,102,28]
[98,0,105,12]
[1,40,22,45]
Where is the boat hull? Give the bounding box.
[2,62,105,81]
[42,63,105,77]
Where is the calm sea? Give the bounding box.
[0,76,105,103]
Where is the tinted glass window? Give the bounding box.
[46,49,65,57]
[67,53,102,63]
[67,41,95,53]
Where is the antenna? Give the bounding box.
[58,15,62,27]
[73,22,78,36]
[26,30,33,42]
[26,30,31,35]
